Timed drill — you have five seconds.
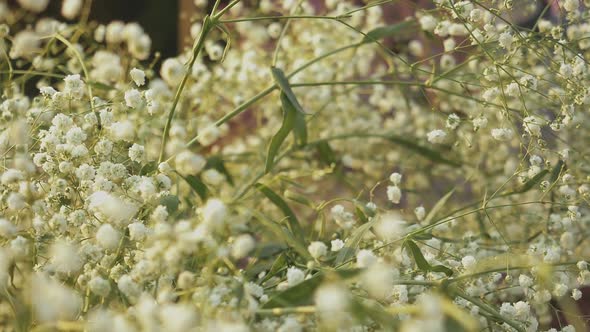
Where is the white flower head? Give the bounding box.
[308,241,327,259]
[130,68,146,86]
[88,191,139,226]
[427,129,447,144]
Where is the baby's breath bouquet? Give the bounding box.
[0,0,589,331]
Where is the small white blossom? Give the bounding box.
[130,68,146,86]
[331,239,344,252]
[308,241,327,259]
[427,129,447,144]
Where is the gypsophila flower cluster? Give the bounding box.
[0,0,589,331]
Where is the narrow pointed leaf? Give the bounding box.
[280,92,307,147]
[250,210,310,260]
[513,169,549,194]
[423,188,456,225]
[270,67,306,114]
[404,239,453,277]
[265,101,296,173]
[550,160,565,183]
[316,141,336,166]
[255,183,305,243]
[179,174,209,200]
[388,135,461,167]
[362,20,416,43]
[206,155,235,186]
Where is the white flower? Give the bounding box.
[564,0,579,12]
[446,113,461,130]
[117,275,141,303]
[356,249,377,268]
[331,204,355,229]
[491,128,514,141]
[159,304,198,332]
[128,143,145,162]
[315,283,349,313]
[231,234,255,259]
[461,255,476,270]
[414,206,426,221]
[419,15,437,32]
[523,116,543,136]
[308,241,327,259]
[50,241,82,274]
[64,74,85,99]
[96,223,121,250]
[361,263,396,300]
[387,185,402,204]
[1,169,23,185]
[17,0,49,13]
[89,276,111,297]
[330,239,344,252]
[389,172,402,185]
[287,267,305,287]
[105,21,125,44]
[9,30,40,59]
[31,273,82,322]
[374,212,407,242]
[130,68,146,86]
[89,191,139,226]
[175,151,206,175]
[128,222,148,241]
[161,58,186,86]
[572,289,582,300]
[519,274,533,288]
[109,121,135,141]
[61,0,82,19]
[197,125,220,146]
[427,129,447,144]
[202,199,227,230]
[124,89,143,108]
[498,31,514,49]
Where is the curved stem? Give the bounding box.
[159,15,214,163]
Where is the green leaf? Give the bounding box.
[263,269,361,309]
[159,195,180,214]
[139,161,158,175]
[362,20,416,43]
[250,210,311,260]
[206,155,234,186]
[270,67,306,115]
[255,183,305,242]
[265,97,297,173]
[513,169,549,194]
[260,252,288,283]
[180,174,209,201]
[354,206,369,224]
[404,239,453,277]
[550,160,565,183]
[316,141,336,166]
[284,93,307,147]
[388,135,461,167]
[88,80,115,91]
[423,188,456,225]
[263,273,324,308]
[258,243,287,259]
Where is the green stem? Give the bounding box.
[220,15,350,23]
[159,15,214,163]
[213,0,242,19]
